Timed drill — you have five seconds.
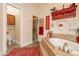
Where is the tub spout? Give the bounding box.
[63,42,68,52]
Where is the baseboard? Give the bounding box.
[20,41,33,47]
[14,40,20,46]
[38,38,42,42]
[0,51,3,56]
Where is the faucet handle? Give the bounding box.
[66,50,70,54]
[66,49,72,54]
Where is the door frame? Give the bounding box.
[32,16,38,42]
[3,3,23,54]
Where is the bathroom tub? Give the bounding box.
[48,38,79,56]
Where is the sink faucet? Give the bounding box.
[62,42,68,52]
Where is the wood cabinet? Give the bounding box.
[7,14,15,25]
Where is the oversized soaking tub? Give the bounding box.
[48,38,79,56]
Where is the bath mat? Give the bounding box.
[6,47,41,56]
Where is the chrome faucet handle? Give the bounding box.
[66,50,70,54]
[66,49,72,54]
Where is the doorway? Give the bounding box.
[7,14,16,52]
[6,4,22,53]
[32,16,38,43]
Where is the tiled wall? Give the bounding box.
[52,34,77,42]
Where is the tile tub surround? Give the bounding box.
[52,34,77,42]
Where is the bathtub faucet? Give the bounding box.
[62,42,68,52]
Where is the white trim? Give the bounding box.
[6,3,23,47]
[7,3,22,10]
[20,6,23,47]
[14,40,20,45]
[2,3,23,55]
[3,3,7,55]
